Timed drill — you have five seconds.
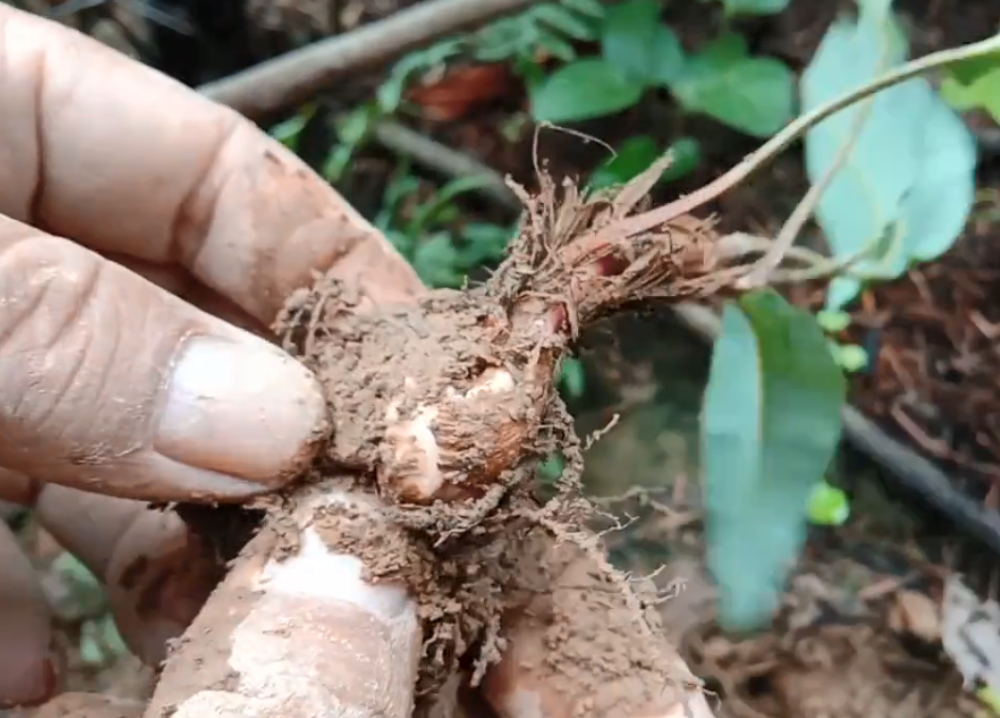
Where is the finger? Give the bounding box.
[0,6,425,323]
[0,216,328,502]
[0,519,59,708]
[31,693,144,718]
[144,482,422,718]
[108,254,269,337]
[32,484,220,666]
[481,537,715,718]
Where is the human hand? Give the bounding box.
[0,5,425,707]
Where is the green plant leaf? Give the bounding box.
[722,0,790,17]
[815,309,851,333]
[942,63,1000,124]
[460,222,515,266]
[802,6,977,311]
[703,290,845,632]
[806,481,850,526]
[601,0,686,86]
[412,233,464,288]
[589,135,701,189]
[671,32,795,137]
[590,135,659,189]
[945,39,1000,87]
[831,342,869,373]
[268,104,317,152]
[534,2,600,41]
[475,0,605,64]
[559,357,586,398]
[531,58,645,122]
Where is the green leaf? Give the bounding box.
[601,0,686,86]
[806,481,850,526]
[531,58,645,122]
[802,8,977,310]
[896,99,978,263]
[722,0,790,17]
[826,276,862,312]
[942,63,1000,124]
[460,222,515,266]
[945,44,1000,87]
[672,32,795,137]
[590,135,659,189]
[534,3,600,41]
[832,343,869,373]
[703,290,845,632]
[589,135,701,190]
[559,357,586,398]
[268,104,316,152]
[412,234,464,288]
[815,309,851,333]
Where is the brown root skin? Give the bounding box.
[277,157,725,510]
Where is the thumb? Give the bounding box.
[0,216,328,502]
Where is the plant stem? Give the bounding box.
[743,16,897,287]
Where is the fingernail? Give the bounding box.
[155,335,328,489]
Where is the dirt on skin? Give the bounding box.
[235,160,730,713]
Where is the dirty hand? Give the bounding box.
[0,6,424,708]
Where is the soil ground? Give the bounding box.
[7,1,1000,717]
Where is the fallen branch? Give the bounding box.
[199,0,540,119]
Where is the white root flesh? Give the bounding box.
[144,483,422,718]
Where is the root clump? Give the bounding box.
[259,158,732,713]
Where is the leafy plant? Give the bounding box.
[372,165,514,289]
[816,309,868,374]
[941,36,1000,125]
[671,32,795,138]
[806,480,850,526]
[530,0,795,138]
[801,0,978,310]
[589,135,701,189]
[716,0,791,16]
[379,0,606,114]
[702,289,845,632]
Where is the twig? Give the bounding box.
[199,0,540,119]
[372,120,521,211]
[742,62,880,287]
[602,32,1000,240]
[369,124,1000,560]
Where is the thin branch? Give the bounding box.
[199,0,540,119]
[742,79,877,287]
[372,120,521,212]
[606,32,1000,240]
[743,22,895,287]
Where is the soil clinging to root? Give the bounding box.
[259,158,731,711]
